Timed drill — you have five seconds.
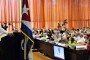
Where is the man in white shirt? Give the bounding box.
[0,26,8,41]
[0,26,8,34]
[77,34,86,44]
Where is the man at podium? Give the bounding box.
[0,26,8,41]
[0,26,8,34]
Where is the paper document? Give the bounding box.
[76,45,87,50]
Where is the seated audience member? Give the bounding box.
[62,32,69,40]
[87,39,90,50]
[74,33,80,41]
[50,29,55,34]
[68,34,77,46]
[77,34,86,45]
[52,31,61,42]
[47,29,52,38]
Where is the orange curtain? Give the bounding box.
[0,0,21,31]
[32,0,90,29]
[0,0,90,31]
[32,0,45,29]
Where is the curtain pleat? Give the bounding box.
[0,0,90,31]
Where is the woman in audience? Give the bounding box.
[68,34,77,46]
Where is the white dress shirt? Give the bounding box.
[77,37,86,43]
[0,26,8,41]
[0,26,8,34]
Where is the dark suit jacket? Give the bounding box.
[0,32,24,60]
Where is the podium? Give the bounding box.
[0,32,24,60]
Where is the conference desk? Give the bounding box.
[34,39,90,60]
